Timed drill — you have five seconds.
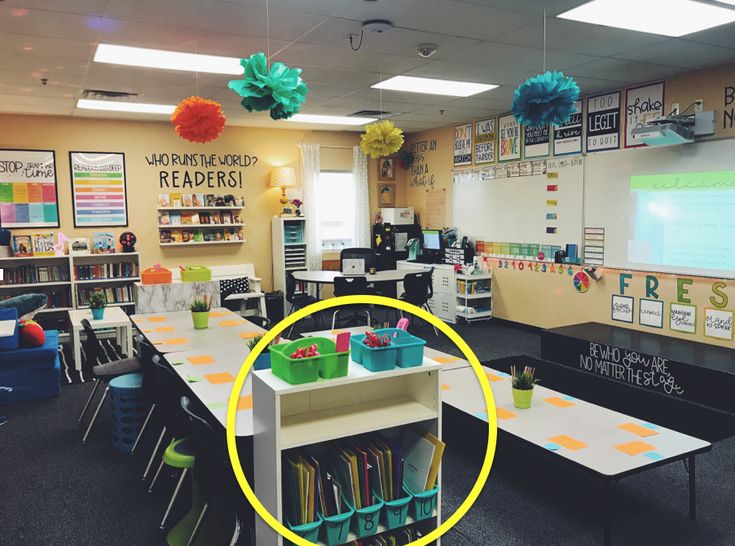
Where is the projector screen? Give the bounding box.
[628,171,735,273]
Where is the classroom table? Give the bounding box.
[292,267,426,298]
[68,307,134,371]
[440,365,712,545]
[130,307,270,354]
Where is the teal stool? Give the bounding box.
[149,437,196,530]
[109,373,147,454]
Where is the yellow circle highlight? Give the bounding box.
[226,295,497,546]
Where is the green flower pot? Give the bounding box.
[512,387,534,409]
[191,311,209,329]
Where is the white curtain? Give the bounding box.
[352,146,370,247]
[299,143,322,285]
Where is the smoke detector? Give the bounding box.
[417,43,438,58]
[362,19,393,33]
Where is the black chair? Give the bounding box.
[401,269,439,336]
[181,396,254,546]
[130,335,158,456]
[332,276,374,329]
[286,271,320,336]
[79,319,142,444]
[340,247,376,273]
[245,315,271,329]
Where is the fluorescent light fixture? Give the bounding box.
[372,75,497,97]
[285,114,377,125]
[558,0,735,37]
[713,0,735,5]
[94,44,242,74]
[76,99,175,114]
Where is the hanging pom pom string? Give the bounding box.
[171,96,226,143]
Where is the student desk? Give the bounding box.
[440,365,712,545]
[130,308,270,354]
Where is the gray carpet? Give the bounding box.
[1,318,734,545]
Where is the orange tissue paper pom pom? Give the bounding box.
[171,96,226,143]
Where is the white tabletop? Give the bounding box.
[292,268,425,285]
[68,306,132,328]
[441,366,711,477]
[165,346,254,437]
[131,307,270,354]
[301,326,471,372]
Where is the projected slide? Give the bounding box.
[628,171,735,273]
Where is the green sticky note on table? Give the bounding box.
[207,401,227,410]
[186,375,203,383]
[170,360,184,366]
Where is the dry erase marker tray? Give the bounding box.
[350,329,426,372]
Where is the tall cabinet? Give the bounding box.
[272,216,308,315]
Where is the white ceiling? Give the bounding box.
[1,0,735,132]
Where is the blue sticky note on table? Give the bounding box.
[562,395,576,401]
[644,452,663,461]
[642,423,659,430]
[544,443,561,451]
[473,412,489,421]
[495,371,510,377]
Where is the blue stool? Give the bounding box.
[109,373,148,454]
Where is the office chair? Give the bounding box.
[332,276,374,329]
[285,271,320,336]
[401,269,439,336]
[340,247,376,273]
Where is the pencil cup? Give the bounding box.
[320,510,353,546]
[378,493,412,530]
[287,518,322,543]
[405,484,439,522]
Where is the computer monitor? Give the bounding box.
[422,229,442,251]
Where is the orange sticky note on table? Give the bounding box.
[148,316,167,323]
[155,326,176,333]
[433,356,460,365]
[220,320,245,327]
[441,384,451,391]
[187,355,215,365]
[485,371,504,382]
[237,395,253,411]
[549,435,588,450]
[330,330,345,335]
[209,311,226,318]
[163,337,189,345]
[545,397,575,408]
[615,440,655,455]
[239,331,259,339]
[618,423,659,438]
[496,407,517,420]
[204,372,235,384]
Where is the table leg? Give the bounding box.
[126,325,133,358]
[603,480,612,546]
[73,327,83,372]
[688,455,696,521]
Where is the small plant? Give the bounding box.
[189,295,212,313]
[511,365,539,391]
[247,334,269,352]
[88,290,107,309]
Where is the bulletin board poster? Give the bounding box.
[523,124,550,158]
[453,123,473,166]
[587,91,621,152]
[70,152,129,227]
[625,82,664,148]
[0,149,59,228]
[498,114,521,162]
[553,100,583,156]
[474,118,497,164]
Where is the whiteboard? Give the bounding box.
[584,139,735,278]
[452,157,584,247]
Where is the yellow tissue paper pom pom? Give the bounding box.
[360,120,404,159]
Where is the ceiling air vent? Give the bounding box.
[351,110,391,118]
[81,89,141,101]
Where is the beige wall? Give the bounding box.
[0,113,396,291]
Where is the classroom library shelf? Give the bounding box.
[157,224,244,229]
[156,206,243,211]
[159,240,245,247]
[254,359,443,546]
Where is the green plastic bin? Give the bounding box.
[270,337,349,384]
[180,265,212,282]
[320,509,353,546]
[287,517,321,543]
[405,484,439,522]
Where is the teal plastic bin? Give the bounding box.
[378,492,412,530]
[288,518,321,543]
[375,328,426,368]
[350,334,397,372]
[347,499,384,539]
[405,484,439,522]
[320,509,353,546]
[270,337,349,384]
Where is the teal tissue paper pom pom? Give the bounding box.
[512,71,580,127]
[228,52,309,120]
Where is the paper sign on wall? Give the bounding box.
[498,114,521,162]
[612,295,634,323]
[70,152,128,227]
[670,303,696,334]
[587,91,621,152]
[553,100,583,156]
[523,124,550,158]
[639,298,664,328]
[625,82,665,148]
[704,308,733,340]
[0,149,59,228]
[453,123,473,166]
[474,118,496,164]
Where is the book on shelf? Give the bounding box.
[192,193,204,207]
[2,264,70,285]
[158,193,171,207]
[32,233,55,256]
[170,192,182,207]
[182,193,193,207]
[2,288,72,309]
[160,230,172,244]
[73,261,139,280]
[78,285,134,305]
[402,428,445,493]
[158,211,171,225]
[93,231,115,254]
[170,212,182,226]
[12,235,33,257]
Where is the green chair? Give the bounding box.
[149,437,196,529]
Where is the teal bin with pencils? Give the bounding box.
[375,328,426,368]
[320,509,353,546]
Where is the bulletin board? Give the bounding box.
[425,189,446,229]
[0,149,59,228]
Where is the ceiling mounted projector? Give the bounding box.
[631,111,714,147]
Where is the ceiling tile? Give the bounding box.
[0,32,95,61]
[566,58,687,85]
[614,40,735,71]
[0,6,100,42]
[3,0,110,17]
[458,41,600,71]
[682,23,735,50]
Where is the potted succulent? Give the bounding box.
[88,290,107,320]
[248,334,272,370]
[510,365,539,409]
[189,296,212,329]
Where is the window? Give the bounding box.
[317,171,356,250]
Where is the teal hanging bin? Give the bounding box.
[350,334,397,372]
[349,499,384,539]
[374,328,426,368]
[287,517,322,543]
[405,484,439,522]
[378,492,412,530]
[320,509,353,546]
